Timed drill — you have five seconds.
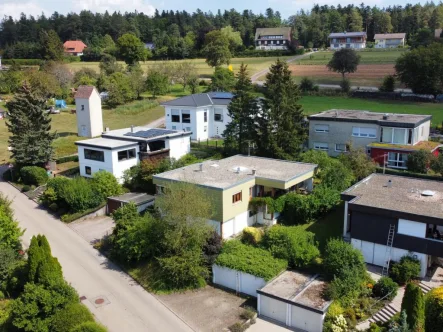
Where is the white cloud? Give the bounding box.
[0,1,49,19]
[73,0,155,15]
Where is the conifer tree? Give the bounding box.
[257,59,307,160]
[401,282,424,331]
[223,64,259,154]
[27,235,63,285]
[6,84,55,166]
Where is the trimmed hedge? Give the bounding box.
[390,256,421,285]
[61,202,106,223]
[425,286,443,332]
[234,48,304,58]
[215,240,287,281]
[1,59,42,66]
[56,155,79,164]
[20,166,48,186]
[50,303,94,332]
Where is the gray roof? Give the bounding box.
[342,174,443,220]
[328,32,367,38]
[102,126,192,142]
[153,155,317,190]
[258,271,331,313]
[161,92,233,108]
[255,27,292,40]
[75,137,138,150]
[308,110,431,128]
[374,33,406,40]
[108,192,155,205]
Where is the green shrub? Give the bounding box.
[323,239,366,280]
[340,78,351,93]
[50,303,94,332]
[0,299,13,332]
[21,185,31,192]
[70,322,108,332]
[343,307,357,327]
[0,247,18,287]
[60,177,103,213]
[56,155,79,164]
[48,203,59,212]
[91,171,122,200]
[60,202,106,223]
[372,277,398,300]
[229,322,246,332]
[401,282,424,331]
[19,166,48,186]
[0,194,24,251]
[406,150,432,174]
[241,227,263,246]
[299,77,318,92]
[379,75,395,92]
[262,226,319,268]
[390,256,421,285]
[215,240,287,281]
[240,306,256,320]
[425,286,443,332]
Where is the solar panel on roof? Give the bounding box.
[124,129,177,139]
[212,92,233,99]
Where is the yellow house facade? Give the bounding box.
[153,155,317,239]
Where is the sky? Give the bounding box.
[0,0,424,20]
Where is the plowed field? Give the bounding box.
[290,64,395,81]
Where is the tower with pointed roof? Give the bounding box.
[75,86,103,138]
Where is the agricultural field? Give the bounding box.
[67,56,293,78]
[294,49,406,65]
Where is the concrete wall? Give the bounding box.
[212,265,267,297]
[76,89,103,138]
[166,136,191,160]
[309,120,379,157]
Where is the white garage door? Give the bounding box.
[260,295,287,323]
[361,241,374,264]
[373,244,387,267]
[223,219,234,239]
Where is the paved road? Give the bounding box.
[145,116,165,128]
[0,176,193,332]
[250,52,313,83]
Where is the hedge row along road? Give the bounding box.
[0,166,193,332]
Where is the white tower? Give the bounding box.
[75,86,103,138]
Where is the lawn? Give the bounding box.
[301,95,443,126]
[294,49,405,66]
[68,56,293,78]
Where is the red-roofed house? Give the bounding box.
[64,40,87,56]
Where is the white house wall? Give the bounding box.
[166,136,191,160]
[221,210,254,239]
[76,90,103,138]
[110,146,140,183]
[78,146,113,178]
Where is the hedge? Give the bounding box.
[215,240,287,281]
[1,59,42,66]
[60,202,106,223]
[234,48,304,58]
[20,166,48,186]
[55,155,79,164]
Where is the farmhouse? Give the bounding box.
[153,155,316,238]
[374,33,406,48]
[308,109,440,169]
[255,27,292,50]
[76,126,191,182]
[341,173,443,278]
[63,40,87,56]
[328,31,367,49]
[161,92,234,140]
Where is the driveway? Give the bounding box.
[68,216,115,245]
[0,177,193,332]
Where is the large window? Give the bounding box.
[171,109,180,123]
[118,148,136,161]
[387,152,408,168]
[232,191,242,204]
[352,127,377,138]
[314,124,329,133]
[85,166,91,175]
[84,149,104,162]
[335,144,348,152]
[314,142,328,151]
[214,108,223,122]
[204,111,207,122]
[182,111,190,123]
[380,127,410,145]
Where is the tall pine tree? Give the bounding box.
[7,84,55,166]
[223,64,259,155]
[257,59,307,160]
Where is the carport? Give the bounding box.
[107,192,155,214]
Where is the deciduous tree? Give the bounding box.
[209,67,236,92]
[145,70,169,98]
[327,48,361,80]
[203,30,231,67]
[116,33,150,65]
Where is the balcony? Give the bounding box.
[395,233,443,257]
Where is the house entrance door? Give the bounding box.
[81,125,87,136]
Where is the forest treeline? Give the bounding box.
[0,3,442,59]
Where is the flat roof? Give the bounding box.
[342,173,443,220]
[102,126,191,142]
[161,92,233,107]
[258,271,331,313]
[308,109,431,128]
[153,155,317,190]
[108,192,155,205]
[75,137,138,150]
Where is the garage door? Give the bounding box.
[223,219,234,239]
[361,241,374,264]
[373,244,387,267]
[260,295,286,324]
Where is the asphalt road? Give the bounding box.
[0,175,193,332]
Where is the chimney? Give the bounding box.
[387,179,392,188]
[383,114,389,120]
[131,125,134,133]
[199,163,203,172]
[236,167,240,174]
[252,169,256,175]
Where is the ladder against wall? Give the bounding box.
[382,224,395,277]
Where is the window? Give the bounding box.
[387,152,408,168]
[380,127,407,145]
[204,111,207,122]
[171,109,180,123]
[335,144,347,152]
[314,124,329,133]
[118,148,136,161]
[214,108,223,122]
[204,126,207,132]
[84,149,104,162]
[85,166,91,175]
[81,105,85,111]
[314,142,328,151]
[181,111,190,123]
[232,191,242,204]
[352,127,377,138]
